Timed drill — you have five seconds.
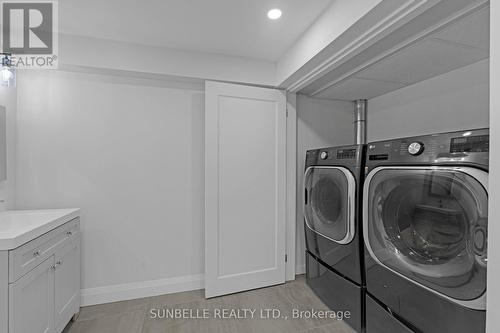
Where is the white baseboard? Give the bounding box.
[80,273,204,306]
[296,264,306,275]
[81,265,306,306]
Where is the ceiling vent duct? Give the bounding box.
[354,99,367,145]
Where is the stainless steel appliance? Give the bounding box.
[304,144,366,332]
[363,129,488,333]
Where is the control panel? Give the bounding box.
[366,128,489,167]
[305,145,362,168]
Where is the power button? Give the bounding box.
[408,142,424,156]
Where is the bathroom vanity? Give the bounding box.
[0,209,81,333]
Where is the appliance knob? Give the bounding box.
[408,142,424,155]
[320,151,328,160]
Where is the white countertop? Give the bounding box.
[0,209,80,250]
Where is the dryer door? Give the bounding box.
[304,166,356,244]
[364,166,488,310]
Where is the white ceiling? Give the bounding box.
[311,6,490,100]
[59,0,334,62]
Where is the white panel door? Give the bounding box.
[205,81,287,298]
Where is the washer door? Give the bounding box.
[364,166,488,310]
[304,166,356,244]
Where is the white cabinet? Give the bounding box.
[54,241,80,332]
[9,256,55,333]
[1,218,81,333]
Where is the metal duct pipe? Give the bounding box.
[354,99,367,145]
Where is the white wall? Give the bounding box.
[61,34,277,87]
[367,59,490,141]
[487,1,499,331]
[295,95,354,273]
[0,86,17,211]
[15,70,205,305]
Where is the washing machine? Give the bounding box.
[304,144,365,332]
[363,129,489,333]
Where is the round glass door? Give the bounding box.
[304,167,355,244]
[364,167,488,304]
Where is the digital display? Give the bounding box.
[453,137,468,144]
[450,135,489,153]
[337,148,357,159]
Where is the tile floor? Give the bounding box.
[63,275,355,333]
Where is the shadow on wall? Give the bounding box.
[295,95,354,273]
[367,59,490,142]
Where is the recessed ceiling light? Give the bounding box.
[267,8,282,20]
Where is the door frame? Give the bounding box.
[285,92,297,281]
[363,165,489,310]
[487,1,500,331]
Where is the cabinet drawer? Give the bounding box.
[9,218,80,283]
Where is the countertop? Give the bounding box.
[0,208,80,250]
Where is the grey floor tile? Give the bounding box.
[78,297,149,321]
[66,276,355,333]
[142,297,227,333]
[294,274,307,283]
[299,322,357,333]
[65,309,145,333]
[146,289,205,308]
[213,283,334,333]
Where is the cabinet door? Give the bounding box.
[9,256,55,333]
[54,238,80,331]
